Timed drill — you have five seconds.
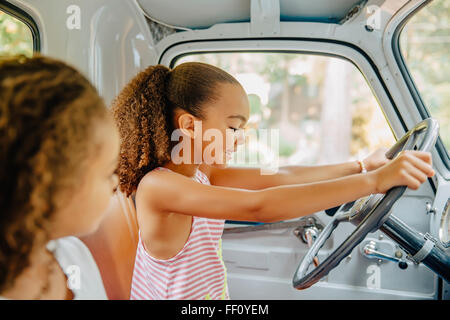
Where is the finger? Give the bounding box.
[404,153,435,177]
[406,151,432,165]
[407,177,422,190]
[404,162,428,184]
[401,172,422,190]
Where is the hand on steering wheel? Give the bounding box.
[292,118,439,290]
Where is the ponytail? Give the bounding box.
[112,65,172,196]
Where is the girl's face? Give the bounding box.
[200,83,250,168]
[49,118,120,239]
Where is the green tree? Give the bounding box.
[0,10,33,57]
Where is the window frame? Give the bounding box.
[162,41,403,225]
[160,39,403,138]
[0,1,40,53]
[392,0,450,170]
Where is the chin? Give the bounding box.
[211,162,228,169]
[211,157,229,169]
[206,154,230,169]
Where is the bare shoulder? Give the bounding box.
[135,168,197,214]
[138,168,174,189]
[136,169,176,209]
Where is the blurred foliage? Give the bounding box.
[278,137,296,157]
[400,0,449,152]
[0,10,33,57]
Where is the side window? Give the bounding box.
[175,53,395,169]
[0,9,33,57]
[399,0,449,154]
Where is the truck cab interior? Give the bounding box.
[1,0,449,300]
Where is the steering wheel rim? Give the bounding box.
[292,118,440,290]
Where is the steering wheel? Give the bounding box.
[292,118,440,290]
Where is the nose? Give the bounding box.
[232,129,245,150]
[226,129,246,152]
[235,129,245,146]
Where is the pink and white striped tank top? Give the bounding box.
[130,167,229,300]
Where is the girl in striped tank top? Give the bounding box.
[131,167,228,299]
[111,63,433,299]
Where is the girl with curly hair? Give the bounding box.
[111,62,434,300]
[0,55,120,299]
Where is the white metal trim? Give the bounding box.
[383,0,449,180]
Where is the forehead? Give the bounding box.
[207,82,250,120]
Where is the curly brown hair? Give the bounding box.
[0,55,109,293]
[111,62,240,196]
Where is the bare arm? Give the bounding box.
[140,151,433,223]
[205,161,362,190]
[205,148,390,190]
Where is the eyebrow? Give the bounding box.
[228,115,248,123]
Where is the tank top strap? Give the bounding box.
[153,166,173,173]
[194,169,210,185]
[152,167,210,186]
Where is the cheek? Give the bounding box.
[89,180,114,217]
[74,179,113,235]
[49,181,113,238]
[206,126,233,149]
[205,129,232,163]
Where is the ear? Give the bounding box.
[177,112,197,139]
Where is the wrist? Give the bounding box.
[364,171,378,194]
[357,159,368,173]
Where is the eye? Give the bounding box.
[229,127,239,132]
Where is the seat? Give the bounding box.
[80,191,139,300]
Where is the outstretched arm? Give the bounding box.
[140,150,433,223]
[205,148,390,190]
